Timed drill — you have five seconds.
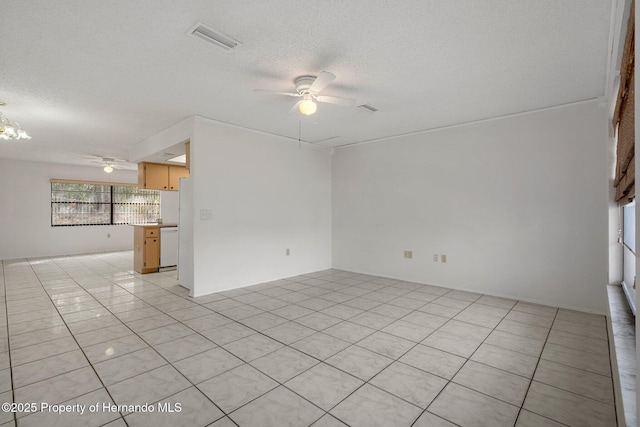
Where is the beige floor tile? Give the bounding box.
[533,359,614,405]
[330,384,422,427]
[429,383,519,427]
[523,381,616,427]
[285,363,363,410]
[452,360,530,406]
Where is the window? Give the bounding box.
[51,181,160,226]
[623,202,635,254]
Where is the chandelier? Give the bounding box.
[0,105,31,140]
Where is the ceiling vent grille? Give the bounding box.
[190,24,239,51]
[357,104,378,113]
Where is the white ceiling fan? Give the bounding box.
[84,155,129,173]
[254,71,356,115]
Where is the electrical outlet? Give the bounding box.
[286,248,290,256]
[404,250,413,259]
[433,254,438,262]
[441,254,447,263]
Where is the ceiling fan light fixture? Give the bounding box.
[2,123,16,138]
[16,129,31,140]
[15,123,31,140]
[103,165,114,173]
[0,107,31,141]
[299,98,317,115]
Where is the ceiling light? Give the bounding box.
[167,154,186,164]
[103,165,114,173]
[0,107,31,141]
[299,97,317,115]
[16,125,30,139]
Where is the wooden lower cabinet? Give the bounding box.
[134,226,160,273]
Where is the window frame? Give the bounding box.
[50,179,160,227]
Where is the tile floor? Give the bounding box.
[0,251,617,427]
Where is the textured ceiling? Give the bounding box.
[0,0,613,168]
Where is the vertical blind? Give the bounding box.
[613,0,635,205]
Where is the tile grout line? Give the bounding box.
[604,306,620,425]
[50,258,232,426]
[1,254,617,427]
[24,257,130,427]
[46,257,239,426]
[197,276,558,424]
[407,296,519,425]
[59,265,621,423]
[105,272,351,424]
[230,277,461,423]
[208,274,418,424]
[1,260,18,427]
[39,265,253,423]
[138,273,417,423]
[512,307,559,425]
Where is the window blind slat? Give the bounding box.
[613,0,635,205]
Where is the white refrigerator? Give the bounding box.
[178,177,194,294]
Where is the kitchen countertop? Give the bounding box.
[130,223,178,228]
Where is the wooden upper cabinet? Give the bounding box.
[169,165,189,191]
[143,163,169,190]
[138,162,189,191]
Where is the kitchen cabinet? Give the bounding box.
[169,165,189,190]
[141,163,169,190]
[138,162,189,191]
[134,226,160,273]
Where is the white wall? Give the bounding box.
[191,117,332,296]
[129,116,193,162]
[333,102,609,313]
[0,158,138,260]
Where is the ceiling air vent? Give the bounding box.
[357,104,378,113]
[190,24,239,51]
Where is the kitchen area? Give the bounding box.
[131,141,191,289]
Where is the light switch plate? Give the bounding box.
[200,209,212,221]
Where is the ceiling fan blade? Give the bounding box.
[102,157,128,163]
[85,154,128,163]
[309,71,336,93]
[254,89,300,97]
[288,100,303,114]
[315,95,357,107]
